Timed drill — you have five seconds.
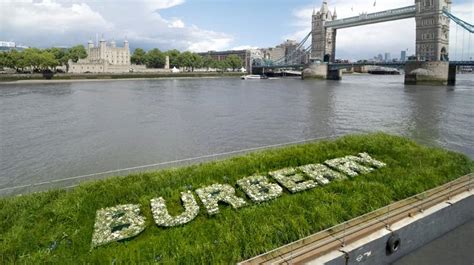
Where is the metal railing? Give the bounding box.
[239,173,474,264]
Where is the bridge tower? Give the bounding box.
[311,1,337,62]
[415,0,451,61]
[405,0,454,85]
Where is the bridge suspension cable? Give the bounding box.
[443,9,474,33]
[259,31,312,67]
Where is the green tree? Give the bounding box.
[131,48,146,65]
[165,49,180,67]
[6,50,27,71]
[178,51,193,71]
[225,55,242,71]
[0,52,6,69]
[202,56,214,71]
[67,45,87,63]
[47,47,68,66]
[190,53,203,71]
[212,59,228,73]
[145,48,165,68]
[22,48,44,71]
[39,51,59,70]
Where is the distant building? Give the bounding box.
[400,50,407,62]
[68,38,145,73]
[0,41,28,52]
[260,39,309,65]
[384,52,391,62]
[261,47,285,62]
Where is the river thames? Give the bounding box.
[0,74,473,194]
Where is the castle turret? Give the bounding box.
[87,39,94,55]
[124,39,129,50]
[110,39,116,48]
[333,8,337,20]
[99,37,106,60]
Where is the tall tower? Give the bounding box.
[415,0,451,61]
[311,1,337,62]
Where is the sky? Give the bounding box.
[0,0,473,60]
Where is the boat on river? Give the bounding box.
[241,75,268,80]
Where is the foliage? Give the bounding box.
[145,48,166,68]
[225,54,243,71]
[165,49,181,67]
[67,45,87,63]
[0,45,88,72]
[0,133,472,264]
[131,48,146,65]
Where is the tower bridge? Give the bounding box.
[253,0,473,85]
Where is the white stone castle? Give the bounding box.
[68,38,146,73]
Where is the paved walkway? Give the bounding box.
[393,219,474,265]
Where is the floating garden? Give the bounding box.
[0,133,472,264]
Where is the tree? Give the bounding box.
[202,56,214,71]
[190,53,203,71]
[212,59,228,73]
[22,48,44,72]
[145,48,165,68]
[225,55,242,71]
[39,51,59,70]
[131,48,146,65]
[178,51,193,71]
[165,49,180,67]
[67,45,87,63]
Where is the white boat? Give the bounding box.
[241,75,268,80]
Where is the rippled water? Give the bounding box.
[0,74,473,194]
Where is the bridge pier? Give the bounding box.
[404,61,452,86]
[302,63,342,81]
[302,63,328,80]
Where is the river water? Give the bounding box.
[0,74,473,194]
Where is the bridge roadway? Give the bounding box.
[325,5,416,29]
[252,61,474,71]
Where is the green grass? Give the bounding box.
[0,133,472,264]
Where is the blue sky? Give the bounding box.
[1,0,473,60]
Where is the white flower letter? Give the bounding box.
[269,167,317,193]
[298,163,346,184]
[196,184,247,215]
[151,191,200,227]
[91,204,146,248]
[237,175,283,203]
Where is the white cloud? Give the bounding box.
[0,0,113,34]
[168,18,185,28]
[0,0,234,52]
[232,45,259,50]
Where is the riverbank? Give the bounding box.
[0,72,243,84]
[0,133,472,264]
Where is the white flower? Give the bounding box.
[298,163,346,184]
[151,191,199,227]
[237,175,283,203]
[269,167,318,193]
[91,204,146,248]
[196,184,247,215]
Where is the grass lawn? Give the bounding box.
[0,133,472,264]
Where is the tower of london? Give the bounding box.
[68,38,145,73]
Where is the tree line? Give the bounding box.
[132,48,243,72]
[0,45,244,73]
[0,46,87,73]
